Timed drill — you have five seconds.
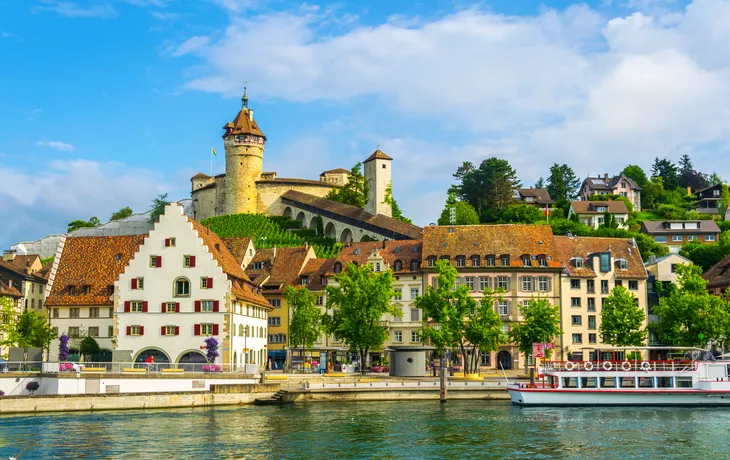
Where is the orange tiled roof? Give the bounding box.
[422,224,562,269]
[222,237,253,266]
[222,108,266,138]
[570,200,629,215]
[553,235,647,279]
[364,149,393,162]
[0,278,23,298]
[297,258,334,291]
[46,235,145,306]
[246,246,313,292]
[328,240,423,275]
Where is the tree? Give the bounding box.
[324,262,401,371]
[641,177,664,210]
[451,158,521,221]
[110,206,133,221]
[382,182,412,224]
[79,336,100,361]
[622,165,648,188]
[437,192,480,225]
[285,285,322,356]
[148,193,170,224]
[709,172,724,186]
[599,211,618,229]
[547,163,581,202]
[416,260,505,375]
[58,333,70,361]
[600,286,646,346]
[651,158,679,190]
[25,381,39,396]
[500,204,545,224]
[325,163,369,208]
[652,264,730,347]
[719,184,730,218]
[0,306,56,361]
[509,297,561,379]
[679,233,730,271]
[534,177,546,189]
[67,217,101,232]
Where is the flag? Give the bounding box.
[544,205,549,217]
[211,147,217,156]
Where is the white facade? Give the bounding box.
[116,204,269,369]
[364,154,392,217]
[48,306,115,361]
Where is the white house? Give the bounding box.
[568,200,630,230]
[116,204,271,371]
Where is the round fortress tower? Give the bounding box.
[222,87,266,215]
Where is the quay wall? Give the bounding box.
[287,387,510,402]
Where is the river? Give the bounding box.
[1,401,728,458]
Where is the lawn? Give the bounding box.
[634,210,664,221]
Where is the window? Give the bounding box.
[393,260,403,272]
[522,300,530,309]
[616,259,628,270]
[268,333,286,343]
[167,237,176,247]
[70,308,79,319]
[69,327,80,337]
[268,316,281,327]
[410,260,420,271]
[166,302,177,313]
[89,307,99,318]
[501,324,509,335]
[572,333,582,344]
[501,256,510,266]
[522,256,530,267]
[571,315,582,325]
[39,300,43,310]
[587,279,595,294]
[198,324,213,335]
[411,287,419,299]
[588,315,596,330]
[183,255,196,268]
[130,301,144,312]
[486,256,495,267]
[654,235,667,243]
[427,257,436,267]
[596,207,606,213]
[164,326,177,336]
[108,326,114,337]
[130,325,142,336]
[53,308,59,318]
[479,277,490,291]
[706,235,716,242]
[497,277,509,291]
[497,301,509,316]
[456,257,465,267]
[629,280,638,290]
[676,377,693,388]
[687,235,697,242]
[31,299,35,309]
[537,276,549,292]
[601,280,609,294]
[88,327,99,337]
[571,297,581,307]
[464,277,474,291]
[615,280,623,287]
[672,235,683,242]
[522,277,533,292]
[150,255,161,268]
[573,258,584,268]
[394,330,403,342]
[314,295,323,306]
[201,277,212,289]
[174,278,190,297]
[538,257,547,267]
[201,300,214,312]
[589,333,597,343]
[411,330,420,342]
[599,253,610,272]
[411,308,420,322]
[670,264,678,273]
[471,256,480,267]
[375,263,381,272]
[270,299,281,308]
[570,279,581,289]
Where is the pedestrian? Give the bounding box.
[145,355,154,373]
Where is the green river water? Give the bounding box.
[1,401,728,459]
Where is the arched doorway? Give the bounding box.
[497,350,512,370]
[324,222,336,239]
[178,350,207,371]
[296,212,306,226]
[283,207,293,219]
[135,348,171,368]
[340,228,353,243]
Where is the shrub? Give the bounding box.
[58,334,70,362]
[26,381,40,395]
[0,390,5,396]
[59,363,74,372]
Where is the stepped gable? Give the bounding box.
[554,236,647,279]
[422,224,562,268]
[46,235,145,306]
[246,246,313,293]
[280,190,423,240]
[703,253,730,290]
[329,240,422,275]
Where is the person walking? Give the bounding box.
[145,355,155,373]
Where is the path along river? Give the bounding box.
[1,401,728,459]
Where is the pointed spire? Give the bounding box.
[241,80,249,109]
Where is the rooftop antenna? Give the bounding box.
[242,80,249,109]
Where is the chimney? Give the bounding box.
[382,239,387,249]
[3,250,16,262]
[604,173,608,180]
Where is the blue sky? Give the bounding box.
[1,0,728,249]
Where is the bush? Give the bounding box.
[26,381,39,395]
[719,221,730,233]
[500,204,545,224]
[657,204,686,220]
[0,390,5,396]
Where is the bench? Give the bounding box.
[265,375,288,381]
[161,368,185,374]
[324,373,346,378]
[122,368,146,373]
[81,367,107,373]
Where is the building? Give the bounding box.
[46,235,145,361]
[641,220,720,253]
[514,188,554,209]
[554,236,648,362]
[0,278,23,358]
[703,253,730,296]
[245,245,316,368]
[644,253,692,345]
[115,204,271,369]
[579,173,642,211]
[0,251,48,314]
[694,184,724,216]
[421,225,563,371]
[568,201,630,229]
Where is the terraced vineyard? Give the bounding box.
[201,213,342,258]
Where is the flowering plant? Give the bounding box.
[59,363,74,372]
[202,365,222,372]
[58,334,70,362]
[204,337,219,363]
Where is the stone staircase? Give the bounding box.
[253,389,291,406]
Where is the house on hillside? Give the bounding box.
[513,188,554,209]
[641,220,720,253]
[579,173,642,211]
[694,184,724,216]
[703,254,730,296]
[568,201,630,229]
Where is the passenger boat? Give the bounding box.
[508,347,730,406]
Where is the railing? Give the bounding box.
[285,379,511,391]
[543,360,697,373]
[1,361,262,374]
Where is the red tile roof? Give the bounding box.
[0,278,23,298]
[245,246,314,293]
[297,258,335,291]
[570,200,629,215]
[329,240,423,275]
[554,236,647,279]
[364,149,393,162]
[221,237,253,266]
[703,254,730,290]
[222,108,266,138]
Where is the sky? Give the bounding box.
[1,0,730,249]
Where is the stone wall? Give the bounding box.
[225,137,263,215]
[257,181,336,216]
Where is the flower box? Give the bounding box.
[202,365,222,372]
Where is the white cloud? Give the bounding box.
[35,1,118,18]
[36,141,76,152]
[170,36,211,57]
[211,0,262,13]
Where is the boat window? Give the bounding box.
[638,377,654,388]
[562,377,578,389]
[580,377,597,389]
[599,377,616,388]
[618,377,636,388]
[657,377,673,388]
[676,377,693,388]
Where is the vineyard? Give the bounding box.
[201,213,343,259]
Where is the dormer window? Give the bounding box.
[394,246,401,254]
[321,277,328,286]
[501,255,510,266]
[522,256,530,267]
[471,256,480,267]
[596,206,607,212]
[456,257,465,267]
[394,260,403,272]
[374,263,381,272]
[253,261,263,270]
[427,257,436,267]
[538,256,547,267]
[67,284,76,294]
[107,285,114,296]
[333,262,342,274]
[354,249,360,255]
[410,260,420,271]
[301,276,309,286]
[572,257,584,268]
[525,196,534,202]
[486,256,495,267]
[82,285,91,295]
[616,259,628,270]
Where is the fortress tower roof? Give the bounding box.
[364,149,392,163]
[222,86,266,139]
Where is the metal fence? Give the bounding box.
[0,361,261,374]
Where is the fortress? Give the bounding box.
[191,91,422,242]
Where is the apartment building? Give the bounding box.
[641,220,720,253]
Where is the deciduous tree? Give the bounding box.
[110,206,133,221]
[622,165,648,188]
[148,193,170,224]
[79,336,100,361]
[0,305,56,355]
[437,192,480,225]
[285,285,323,356]
[600,286,646,346]
[509,297,561,378]
[451,158,521,221]
[325,163,369,208]
[500,204,545,224]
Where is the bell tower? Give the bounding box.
[222,86,266,215]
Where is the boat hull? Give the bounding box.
[508,387,730,406]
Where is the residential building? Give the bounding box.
[641,220,720,253]
[514,188,554,209]
[46,235,145,361]
[703,253,730,296]
[554,236,648,362]
[245,245,316,368]
[579,173,642,211]
[222,237,256,271]
[115,204,271,369]
[422,225,563,371]
[694,184,724,215]
[0,251,48,314]
[0,278,23,358]
[644,253,692,345]
[568,201,630,229]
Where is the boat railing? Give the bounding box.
[543,360,698,373]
